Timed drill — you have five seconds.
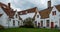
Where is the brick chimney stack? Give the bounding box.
[48,0,51,9]
[8,3,10,8]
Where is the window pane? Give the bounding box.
[37,15,39,18]
[13,20,15,26]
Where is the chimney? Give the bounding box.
[8,3,10,8]
[48,0,51,9]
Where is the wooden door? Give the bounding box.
[51,22,54,28]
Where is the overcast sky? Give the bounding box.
[0,0,60,11]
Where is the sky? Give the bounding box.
[0,0,60,11]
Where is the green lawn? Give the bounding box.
[0,28,60,32]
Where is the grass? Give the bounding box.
[0,28,60,32]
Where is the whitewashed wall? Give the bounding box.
[49,6,59,27]
[58,13,60,28]
[40,18,50,28]
[34,12,41,27]
[0,7,9,28]
[8,11,23,28]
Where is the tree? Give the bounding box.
[23,17,34,28]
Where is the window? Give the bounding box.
[20,12,22,14]
[37,15,39,18]
[35,21,37,26]
[41,20,43,27]
[3,6,6,8]
[16,14,17,18]
[52,11,56,15]
[18,21,19,25]
[35,21,37,24]
[46,20,49,27]
[13,20,15,26]
[59,14,60,16]
[26,11,27,13]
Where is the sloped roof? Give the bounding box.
[19,15,22,20]
[39,7,53,19]
[0,2,16,18]
[1,6,16,18]
[55,5,60,12]
[18,7,37,15]
[0,14,2,17]
[39,5,60,19]
[0,2,7,7]
[33,11,37,20]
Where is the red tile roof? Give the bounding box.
[1,6,16,18]
[39,5,60,19]
[55,5,60,12]
[0,2,16,18]
[0,2,7,7]
[18,7,37,15]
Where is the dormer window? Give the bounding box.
[37,15,39,18]
[26,11,27,13]
[16,14,17,18]
[52,11,56,15]
[3,6,6,8]
[20,12,22,15]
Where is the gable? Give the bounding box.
[55,5,60,12]
[36,12,41,18]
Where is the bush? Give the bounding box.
[55,25,58,28]
[23,17,34,28]
[0,25,4,29]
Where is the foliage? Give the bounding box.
[23,17,34,28]
[0,25,4,29]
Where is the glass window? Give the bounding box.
[41,20,43,27]
[46,20,49,27]
[16,14,17,18]
[52,11,56,15]
[13,20,15,26]
[37,15,39,18]
[18,21,19,25]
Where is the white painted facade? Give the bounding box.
[34,11,41,27]
[34,6,60,28]
[0,7,22,28]
[49,6,60,28]
[0,7,9,28]
[0,3,60,28]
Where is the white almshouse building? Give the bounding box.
[0,0,60,28]
[0,2,22,28]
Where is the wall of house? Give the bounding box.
[0,18,1,24]
[49,6,59,28]
[40,18,50,28]
[8,19,19,28]
[0,8,9,28]
[8,11,23,28]
[34,12,41,27]
[58,12,60,28]
[0,11,9,28]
